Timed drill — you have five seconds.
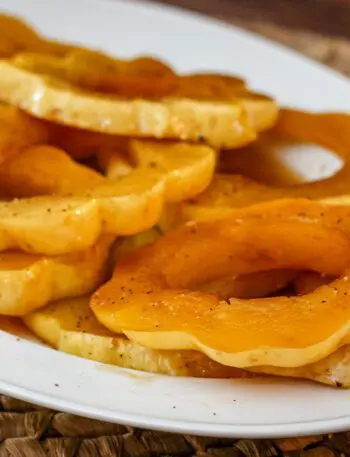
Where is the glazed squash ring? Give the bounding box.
[178,110,350,225]
[92,198,350,370]
[267,109,350,199]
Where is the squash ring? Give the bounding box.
[92,198,350,369]
[170,110,350,226]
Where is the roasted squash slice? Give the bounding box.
[0,236,112,316]
[92,198,350,369]
[98,139,216,202]
[165,110,350,227]
[23,295,249,378]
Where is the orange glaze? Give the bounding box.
[188,110,350,214]
[91,199,350,367]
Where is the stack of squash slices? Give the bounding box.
[1,14,350,388]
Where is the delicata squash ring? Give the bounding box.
[0,142,215,203]
[92,198,350,369]
[0,58,256,149]
[260,109,350,199]
[0,236,112,316]
[0,142,214,254]
[170,109,350,226]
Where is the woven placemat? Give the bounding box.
[1,22,350,457]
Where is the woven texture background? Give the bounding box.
[1,20,350,457]
[0,394,346,457]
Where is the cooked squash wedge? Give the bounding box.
[0,14,77,57]
[0,170,164,255]
[23,295,249,378]
[252,345,350,388]
[92,198,350,369]
[0,145,105,198]
[113,229,296,299]
[0,59,257,149]
[165,110,350,227]
[51,126,129,160]
[1,140,214,207]
[0,236,112,316]
[98,139,216,202]
[0,105,50,169]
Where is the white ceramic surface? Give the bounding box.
[1,0,350,439]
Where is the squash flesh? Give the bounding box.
[92,199,350,368]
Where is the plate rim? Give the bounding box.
[1,354,350,439]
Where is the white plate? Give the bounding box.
[1,0,350,439]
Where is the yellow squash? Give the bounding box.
[0,236,112,316]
